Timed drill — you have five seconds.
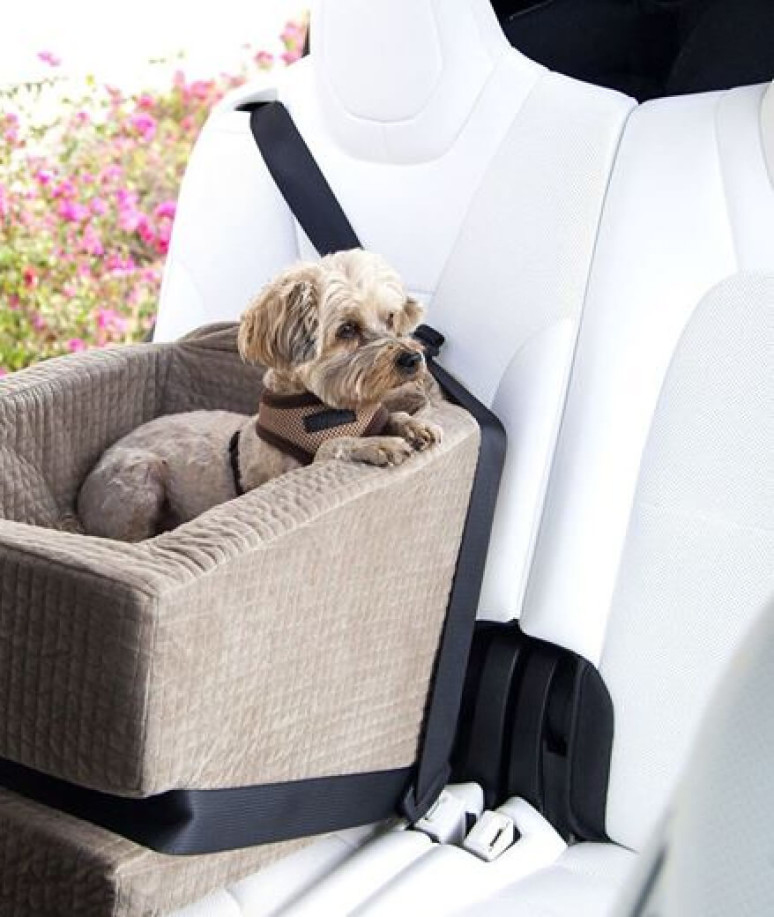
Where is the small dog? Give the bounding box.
[78,250,442,542]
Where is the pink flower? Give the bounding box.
[155,220,172,254]
[280,22,306,45]
[96,308,128,333]
[73,111,90,126]
[58,200,89,222]
[81,226,104,256]
[137,93,155,111]
[90,197,107,215]
[31,314,46,331]
[154,200,176,220]
[137,216,154,244]
[67,338,87,353]
[115,188,138,208]
[23,266,37,288]
[129,112,157,139]
[255,51,274,70]
[106,254,136,274]
[35,169,54,186]
[52,179,76,199]
[100,164,124,184]
[37,50,61,68]
[0,185,8,220]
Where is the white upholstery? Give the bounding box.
[617,602,774,917]
[601,272,774,850]
[311,0,511,164]
[172,824,387,917]
[355,799,567,916]
[522,83,774,663]
[155,0,634,624]
[454,843,636,917]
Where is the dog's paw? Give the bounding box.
[402,417,443,452]
[315,435,414,467]
[350,436,414,467]
[386,412,443,452]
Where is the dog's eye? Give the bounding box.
[337,322,359,340]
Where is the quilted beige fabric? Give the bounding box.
[0,787,311,916]
[0,323,479,798]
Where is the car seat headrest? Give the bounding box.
[310,0,516,163]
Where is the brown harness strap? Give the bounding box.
[254,390,389,466]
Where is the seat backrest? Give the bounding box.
[523,80,774,663]
[519,81,774,851]
[154,0,635,621]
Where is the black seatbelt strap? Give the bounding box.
[248,100,506,822]
[248,102,361,255]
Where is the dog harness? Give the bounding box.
[229,390,390,494]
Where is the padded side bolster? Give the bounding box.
[0,399,479,798]
[0,787,310,917]
[162,322,267,416]
[0,346,170,524]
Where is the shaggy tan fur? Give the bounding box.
[78,250,442,542]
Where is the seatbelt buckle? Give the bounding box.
[463,809,519,862]
[412,783,485,845]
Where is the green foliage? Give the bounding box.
[0,18,307,375]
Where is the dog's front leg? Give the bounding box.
[315,435,414,467]
[384,411,443,452]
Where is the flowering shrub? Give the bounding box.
[0,16,307,375]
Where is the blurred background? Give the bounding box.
[0,0,307,374]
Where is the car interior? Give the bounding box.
[0,0,772,915]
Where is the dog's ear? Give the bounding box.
[239,268,320,370]
[392,296,425,336]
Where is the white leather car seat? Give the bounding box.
[364,80,773,917]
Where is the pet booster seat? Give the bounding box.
[0,88,505,914]
[0,318,502,912]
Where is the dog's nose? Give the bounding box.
[395,350,422,375]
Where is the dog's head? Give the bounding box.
[238,249,426,408]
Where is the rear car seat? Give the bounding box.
[3,3,771,915]
[320,76,774,917]
[168,6,771,916]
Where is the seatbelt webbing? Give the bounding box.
[249,103,361,255]
[247,100,505,822]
